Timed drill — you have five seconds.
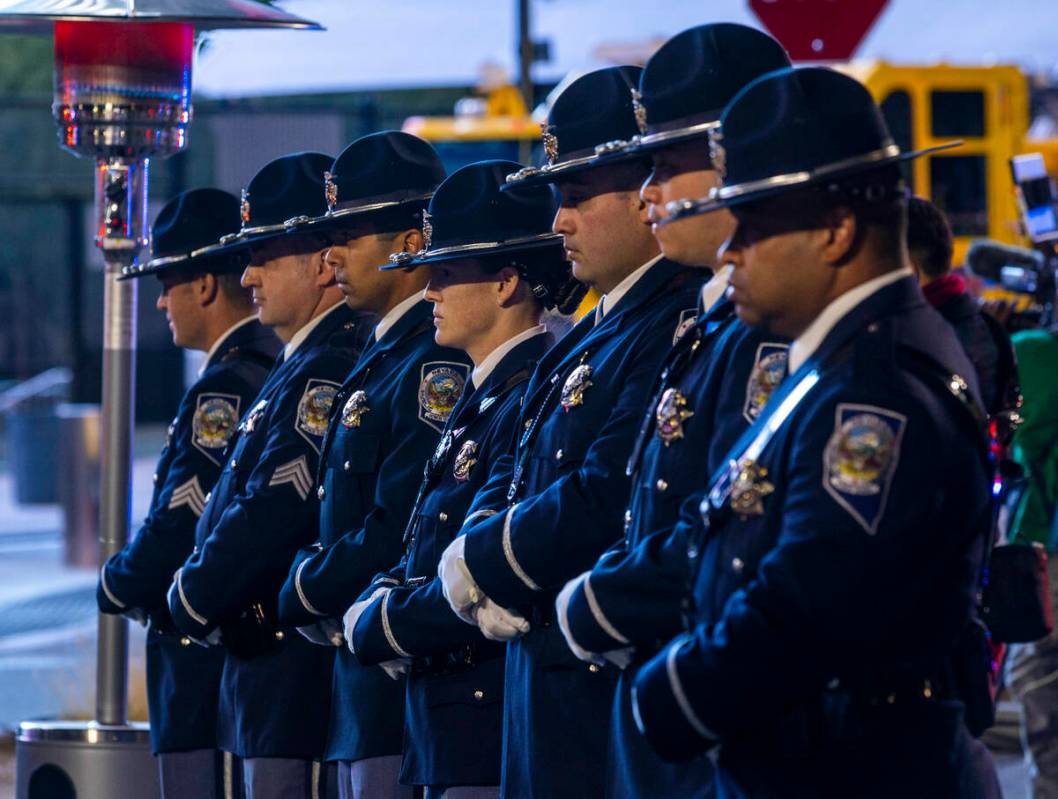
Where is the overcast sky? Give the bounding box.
[193,0,1058,97]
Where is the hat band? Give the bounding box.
[121,252,189,276]
[636,119,720,150]
[216,213,319,246]
[324,191,433,221]
[389,232,563,266]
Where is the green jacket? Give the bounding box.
[1011,328,1058,548]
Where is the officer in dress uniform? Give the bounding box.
[98,188,281,799]
[272,132,471,799]
[166,152,375,799]
[345,160,584,799]
[629,67,1001,798]
[434,67,704,799]
[546,24,792,799]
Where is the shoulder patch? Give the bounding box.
[823,403,906,535]
[296,379,340,453]
[418,362,469,431]
[673,308,698,345]
[192,393,241,465]
[743,342,789,423]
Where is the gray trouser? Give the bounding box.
[242,757,337,799]
[425,787,500,799]
[337,756,415,799]
[159,749,237,799]
[1007,556,1058,799]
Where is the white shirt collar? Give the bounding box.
[700,264,733,313]
[198,315,258,377]
[375,290,425,342]
[283,300,345,361]
[787,267,913,374]
[594,253,664,325]
[471,325,547,389]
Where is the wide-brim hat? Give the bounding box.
[199,151,334,258]
[501,66,646,192]
[664,67,959,222]
[306,131,447,233]
[621,23,791,158]
[382,159,564,271]
[119,188,246,281]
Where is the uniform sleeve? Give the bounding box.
[631,391,988,761]
[462,335,672,610]
[99,372,245,615]
[167,369,331,639]
[562,501,700,656]
[279,364,448,625]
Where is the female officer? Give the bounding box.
[346,159,584,799]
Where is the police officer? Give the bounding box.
[167,152,374,799]
[630,67,1000,797]
[549,24,792,799]
[97,188,280,798]
[273,131,471,799]
[435,66,704,798]
[346,160,583,799]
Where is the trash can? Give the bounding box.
[6,406,61,504]
[56,404,101,569]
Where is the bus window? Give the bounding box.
[931,90,986,138]
[930,155,989,236]
[880,90,913,183]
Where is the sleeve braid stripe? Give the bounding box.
[502,504,541,592]
[381,590,412,658]
[295,557,328,617]
[99,565,127,609]
[666,635,716,741]
[175,567,210,627]
[582,574,630,645]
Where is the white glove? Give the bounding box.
[297,618,344,647]
[122,608,148,627]
[380,658,412,680]
[556,572,604,665]
[474,598,530,642]
[438,536,483,624]
[343,586,391,655]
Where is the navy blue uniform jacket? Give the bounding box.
[168,303,372,759]
[277,298,473,763]
[352,329,551,788]
[562,296,789,799]
[99,318,279,753]
[633,276,994,798]
[460,258,703,799]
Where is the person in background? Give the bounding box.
[98,188,281,799]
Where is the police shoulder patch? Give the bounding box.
[673,308,698,345]
[822,403,907,535]
[743,342,789,423]
[192,393,241,465]
[418,362,469,431]
[296,379,340,453]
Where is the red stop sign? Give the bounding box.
[749,0,889,62]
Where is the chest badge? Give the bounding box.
[239,399,268,434]
[561,364,593,411]
[342,390,370,428]
[453,440,479,482]
[729,459,774,516]
[655,388,694,446]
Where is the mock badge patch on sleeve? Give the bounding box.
[418,362,468,431]
[743,342,789,422]
[823,403,906,535]
[192,393,241,465]
[672,308,698,345]
[296,379,340,453]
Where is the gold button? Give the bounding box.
[317,486,325,500]
[555,449,564,462]
[656,479,668,492]
[439,512,448,522]
[473,690,484,700]
[731,557,744,573]
[180,636,191,647]
[343,461,351,472]
[275,630,285,641]
[589,663,600,673]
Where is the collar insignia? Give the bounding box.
[631,88,648,136]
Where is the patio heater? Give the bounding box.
[0,2,321,796]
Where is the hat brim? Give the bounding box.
[500,148,649,192]
[379,233,565,271]
[303,193,433,233]
[621,119,721,158]
[184,219,327,263]
[662,141,961,223]
[118,248,248,281]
